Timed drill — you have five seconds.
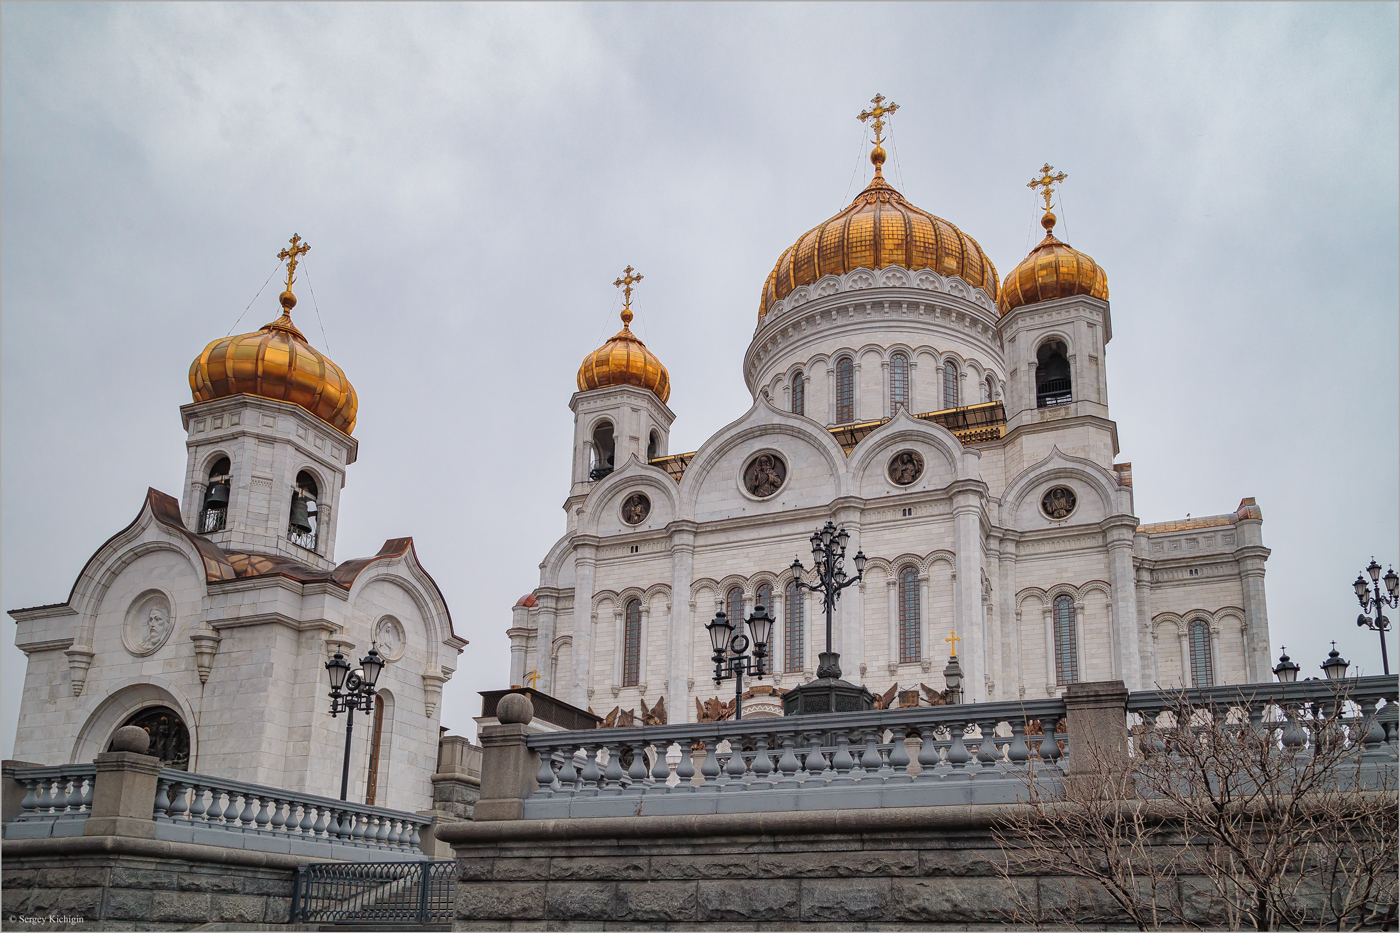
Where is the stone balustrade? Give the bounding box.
[5,764,96,837]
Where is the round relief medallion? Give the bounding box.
[123,591,174,657]
[887,450,925,486]
[621,492,651,525]
[743,452,787,498]
[374,616,406,662]
[1041,486,1078,520]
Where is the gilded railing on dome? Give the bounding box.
[521,696,1068,818]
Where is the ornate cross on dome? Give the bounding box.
[277,233,311,292]
[945,628,961,657]
[1027,164,1068,212]
[857,93,900,147]
[613,265,643,326]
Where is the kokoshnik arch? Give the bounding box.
[505,97,1272,720]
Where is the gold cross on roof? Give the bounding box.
[945,628,962,657]
[1027,163,1068,212]
[857,93,900,147]
[614,265,643,327]
[524,670,540,690]
[277,233,311,292]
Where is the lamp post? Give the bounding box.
[783,521,873,715]
[1320,641,1351,680]
[1273,647,1299,683]
[705,605,774,720]
[324,648,384,801]
[1354,558,1398,676]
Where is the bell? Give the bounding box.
[289,495,313,535]
[204,482,230,510]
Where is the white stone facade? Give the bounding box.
[509,267,1272,720]
[10,393,467,812]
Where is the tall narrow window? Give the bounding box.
[983,375,994,403]
[836,357,854,423]
[755,583,773,615]
[942,360,959,409]
[889,352,909,414]
[1053,595,1079,685]
[201,457,231,534]
[647,431,659,461]
[725,587,745,626]
[1036,341,1072,408]
[791,371,805,416]
[590,421,616,480]
[784,580,804,673]
[365,693,386,805]
[1189,620,1214,688]
[622,598,642,687]
[898,567,921,664]
[288,470,319,551]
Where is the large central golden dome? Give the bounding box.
[759,148,999,321]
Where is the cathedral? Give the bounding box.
[506,99,1273,722]
[8,237,466,811]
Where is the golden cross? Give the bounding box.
[857,93,900,147]
[1027,163,1068,212]
[525,670,540,690]
[277,233,311,292]
[945,628,962,658]
[613,265,643,326]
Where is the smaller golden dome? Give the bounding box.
[576,315,671,403]
[998,210,1109,315]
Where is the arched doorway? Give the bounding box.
[112,705,190,770]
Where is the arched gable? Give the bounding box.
[578,455,681,537]
[1000,446,1124,529]
[848,408,966,497]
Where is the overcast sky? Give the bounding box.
[3,3,1397,755]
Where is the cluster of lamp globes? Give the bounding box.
[324,648,385,714]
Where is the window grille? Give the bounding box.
[784,580,804,673]
[942,361,959,409]
[1189,620,1214,688]
[1053,595,1079,685]
[898,567,921,664]
[622,599,642,687]
[889,353,909,414]
[792,372,805,416]
[725,587,744,626]
[836,358,854,423]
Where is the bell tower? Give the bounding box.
[180,235,360,569]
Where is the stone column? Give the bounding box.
[881,360,891,417]
[807,589,820,675]
[1178,627,1192,688]
[536,590,558,695]
[667,523,696,720]
[1043,604,1056,696]
[638,602,651,694]
[827,366,836,423]
[1000,535,1021,696]
[84,726,162,838]
[611,607,624,693]
[951,486,984,701]
[1236,546,1271,682]
[1064,681,1129,775]
[908,361,918,412]
[506,628,529,688]
[1103,517,1142,689]
[886,576,900,673]
[1075,600,1088,682]
[1134,563,1153,689]
[569,537,599,709]
[984,537,1002,696]
[918,572,931,673]
[852,361,863,421]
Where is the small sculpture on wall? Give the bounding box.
[888,450,925,486]
[744,453,787,498]
[374,616,406,661]
[123,592,174,657]
[695,696,737,722]
[621,492,651,525]
[1041,486,1077,520]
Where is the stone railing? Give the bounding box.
[520,697,1069,818]
[152,770,430,860]
[4,764,96,838]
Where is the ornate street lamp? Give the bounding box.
[706,604,774,720]
[783,521,873,715]
[1354,557,1398,675]
[1320,641,1350,680]
[1273,647,1300,683]
[324,647,384,801]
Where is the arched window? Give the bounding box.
[365,693,386,805]
[889,352,909,414]
[1036,341,1072,408]
[1053,595,1079,686]
[288,470,319,551]
[201,457,231,534]
[942,360,959,409]
[114,706,189,771]
[791,371,805,416]
[784,579,804,673]
[836,357,854,423]
[622,598,642,687]
[983,375,994,403]
[898,567,921,664]
[725,587,745,626]
[647,430,659,461]
[590,421,616,480]
[1189,620,1214,688]
[755,583,773,615]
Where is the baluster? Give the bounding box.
[628,742,650,788]
[1038,725,1063,765]
[375,815,391,846]
[152,778,173,820]
[311,805,329,837]
[914,726,941,779]
[1007,720,1030,768]
[269,797,288,833]
[830,732,856,785]
[76,775,94,813]
[555,747,579,795]
[1281,706,1307,752]
[945,722,972,778]
[887,727,913,781]
[346,811,365,844]
[252,795,272,832]
[409,820,422,849]
[186,784,208,823]
[598,742,624,795]
[855,730,879,779]
[17,777,41,819]
[750,734,774,787]
[804,732,829,782]
[1357,698,1388,759]
[535,749,559,796]
[234,792,257,829]
[698,741,721,790]
[724,737,749,786]
[648,742,671,792]
[167,781,190,821]
[207,788,228,823]
[674,742,697,792]
[578,745,602,796]
[54,776,77,815]
[775,733,802,787]
[975,721,1000,772]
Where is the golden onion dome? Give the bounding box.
[576,304,671,404]
[758,144,999,321]
[190,287,358,435]
[998,209,1109,316]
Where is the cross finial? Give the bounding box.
[613,265,643,327]
[1027,163,1068,213]
[524,670,540,690]
[276,234,311,293]
[945,629,962,658]
[857,93,900,147]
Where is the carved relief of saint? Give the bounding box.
[1041,486,1077,520]
[123,592,174,657]
[744,453,786,498]
[141,607,169,650]
[374,616,406,662]
[621,493,651,525]
[888,451,924,486]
